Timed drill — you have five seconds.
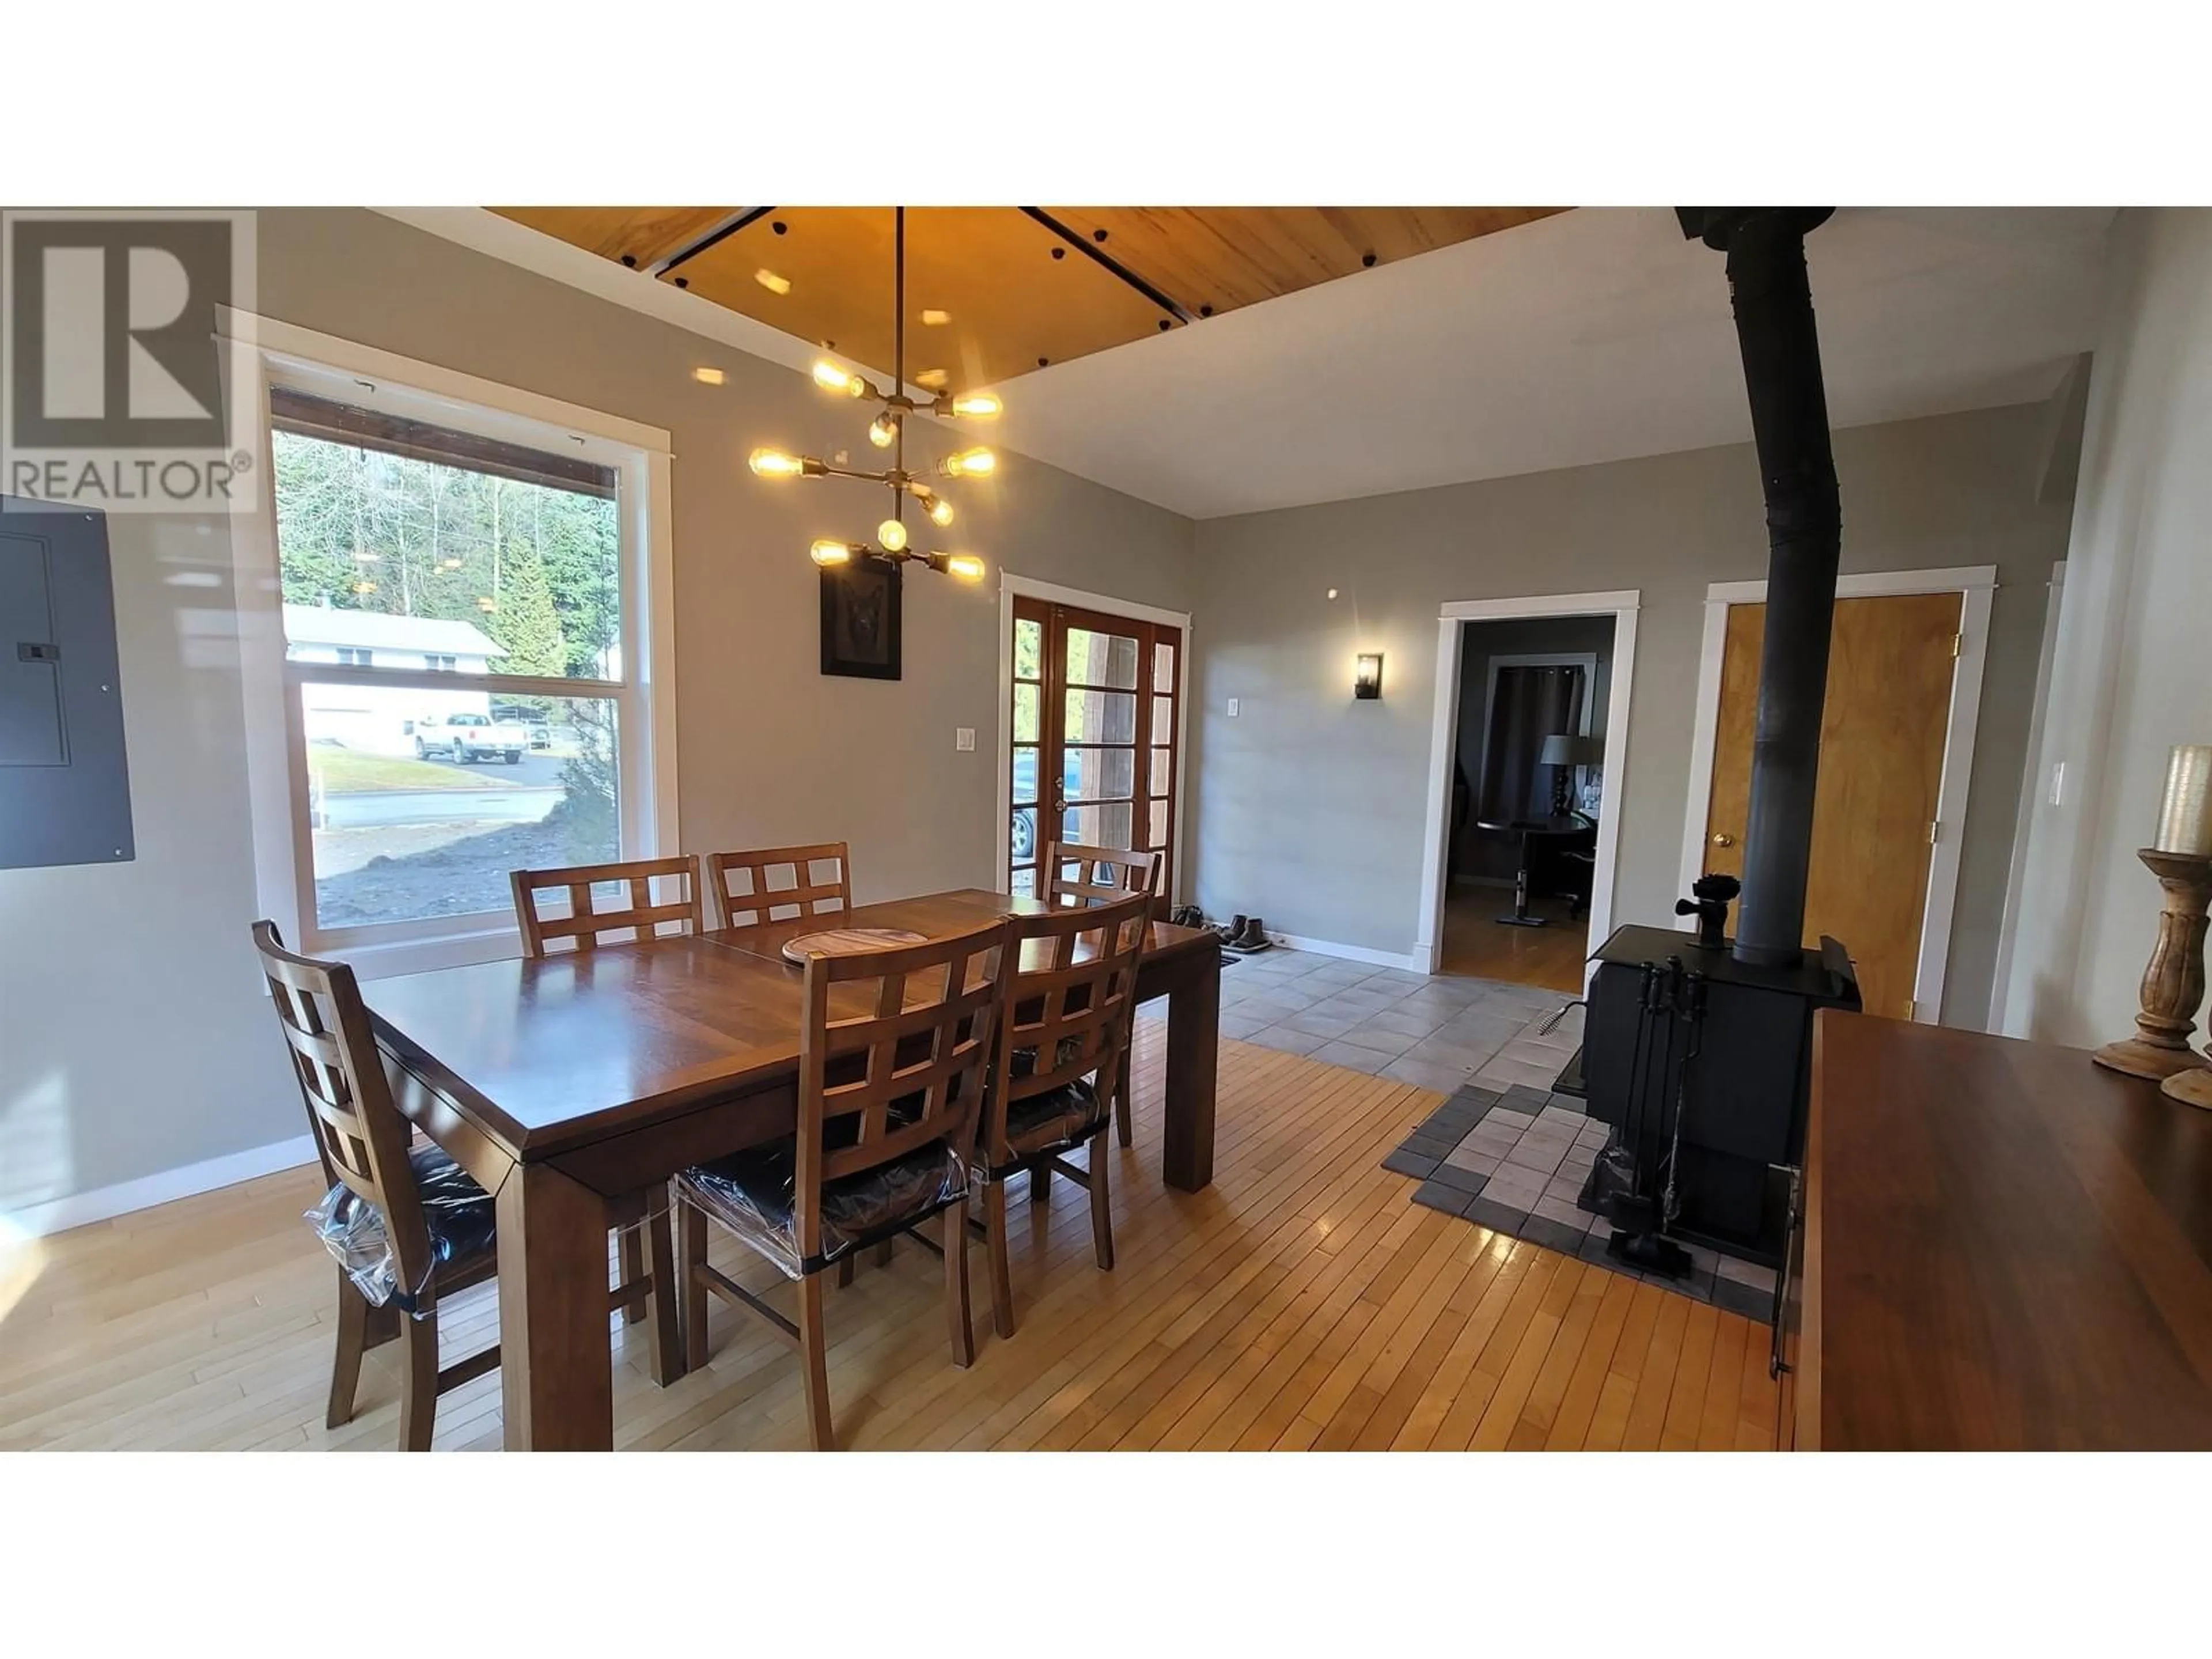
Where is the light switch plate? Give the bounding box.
[1227,698,1240,717]
[955,726,975,752]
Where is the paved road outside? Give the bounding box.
[320,786,561,830]
[411,751,569,788]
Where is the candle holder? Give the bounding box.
[2093,849,2212,1081]
[2165,1052,2212,1111]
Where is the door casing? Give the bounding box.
[1676,565,1997,1024]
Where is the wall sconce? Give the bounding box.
[1354,653,1384,700]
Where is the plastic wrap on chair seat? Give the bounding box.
[304,1146,496,1317]
[1001,1078,1107,1161]
[678,1136,967,1280]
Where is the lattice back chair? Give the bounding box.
[973,890,1153,1339]
[509,854,704,956]
[1043,842,1161,910]
[256,922,681,1450]
[1041,842,1162,1148]
[675,918,1012,1449]
[255,920,499,1450]
[705,842,853,931]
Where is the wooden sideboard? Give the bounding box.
[1780,1011,2212,1450]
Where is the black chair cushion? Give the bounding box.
[304,1145,496,1316]
[1002,1077,1106,1159]
[679,1132,965,1280]
[989,1041,1109,1168]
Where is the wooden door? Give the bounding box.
[1703,591,1961,1020]
[1008,596,1181,901]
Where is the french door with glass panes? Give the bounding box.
[1007,595,1181,902]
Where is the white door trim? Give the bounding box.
[1676,564,1998,1024]
[994,572,1193,906]
[1415,590,1641,976]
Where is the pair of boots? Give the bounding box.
[1215,914,1271,953]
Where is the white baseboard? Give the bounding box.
[1267,932,1431,974]
[10,1134,320,1240]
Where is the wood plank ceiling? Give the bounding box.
[491,206,1566,392]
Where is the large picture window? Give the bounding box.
[236,322,674,973]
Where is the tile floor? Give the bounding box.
[1382,1077,1782,1323]
[1203,947,1578,1095]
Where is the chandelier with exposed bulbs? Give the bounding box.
[747,206,994,582]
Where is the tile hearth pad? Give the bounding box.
[1384,1084,1780,1320]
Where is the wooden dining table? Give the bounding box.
[361,887,1222,1450]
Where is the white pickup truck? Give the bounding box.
[413,712,528,764]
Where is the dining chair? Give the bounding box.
[704,842,853,930]
[971,889,1152,1339]
[507,855,699,1334]
[509,853,704,955]
[252,921,680,1449]
[674,918,1010,1450]
[1041,842,1163,1148]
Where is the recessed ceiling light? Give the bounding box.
[754,268,791,296]
[692,366,725,385]
[921,309,951,326]
[914,368,950,389]
[1327,588,1339,600]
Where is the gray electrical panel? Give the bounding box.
[1,501,134,869]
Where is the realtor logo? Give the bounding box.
[2,209,258,513]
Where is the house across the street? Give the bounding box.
[283,603,507,754]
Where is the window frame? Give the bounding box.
[225,312,678,979]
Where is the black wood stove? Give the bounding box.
[1581,206,1865,1275]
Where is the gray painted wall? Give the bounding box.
[1184,402,2073,1027]
[1452,614,1615,884]
[0,207,1194,1213]
[2002,209,2212,1047]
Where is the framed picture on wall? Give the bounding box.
[820,555,903,680]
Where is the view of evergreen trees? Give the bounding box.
[271,430,619,680]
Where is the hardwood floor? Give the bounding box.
[1440,887,1590,995]
[0,1021,1777,1451]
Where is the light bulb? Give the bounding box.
[810,540,855,567]
[950,392,1002,418]
[927,495,955,527]
[812,359,862,396]
[868,414,897,449]
[945,554,986,582]
[942,446,997,478]
[749,448,806,478]
[878,518,909,554]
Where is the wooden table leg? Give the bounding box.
[1161,950,1221,1192]
[496,1161,615,1450]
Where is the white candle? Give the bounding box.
[2154,744,2212,855]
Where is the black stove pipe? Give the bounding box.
[1676,208,1842,967]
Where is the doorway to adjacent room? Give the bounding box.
[1443,617,1614,989]
[1415,590,1640,994]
